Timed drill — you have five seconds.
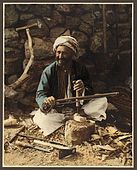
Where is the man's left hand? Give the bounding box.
[73,80,85,95]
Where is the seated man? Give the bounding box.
[33,35,107,136]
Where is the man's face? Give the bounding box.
[55,45,74,68]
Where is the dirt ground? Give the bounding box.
[3,107,133,168]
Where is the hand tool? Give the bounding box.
[16,20,42,31]
[33,140,76,159]
[15,140,51,153]
[17,133,76,159]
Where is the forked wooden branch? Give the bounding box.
[5,29,35,98]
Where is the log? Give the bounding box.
[65,120,95,145]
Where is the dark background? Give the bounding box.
[4,3,132,111]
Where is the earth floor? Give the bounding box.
[3,107,132,167]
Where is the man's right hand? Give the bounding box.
[42,96,55,112]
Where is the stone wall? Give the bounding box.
[4,4,132,109]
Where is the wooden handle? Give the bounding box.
[76,90,80,113]
[15,140,51,152]
[9,28,34,89]
[33,140,73,150]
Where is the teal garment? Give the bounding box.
[36,60,93,109]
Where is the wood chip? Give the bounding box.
[105,126,118,135]
[93,144,116,151]
[4,115,18,127]
[116,134,132,141]
[113,139,124,147]
[91,134,101,141]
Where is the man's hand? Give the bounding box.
[73,80,85,96]
[43,96,55,112]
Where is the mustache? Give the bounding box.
[56,58,67,62]
[56,58,71,67]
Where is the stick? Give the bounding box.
[18,133,68,146]
[15,141,51,152]
[56,92,119,104]
[76,90,80,113]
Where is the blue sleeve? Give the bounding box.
[36,69,51,109]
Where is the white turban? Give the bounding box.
[53,35,79,58]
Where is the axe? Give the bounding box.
[16,20,42,31]
[7,20,42,92]
[18,133,76,159]
[33,140,76,159]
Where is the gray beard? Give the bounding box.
[56,59,72,70]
